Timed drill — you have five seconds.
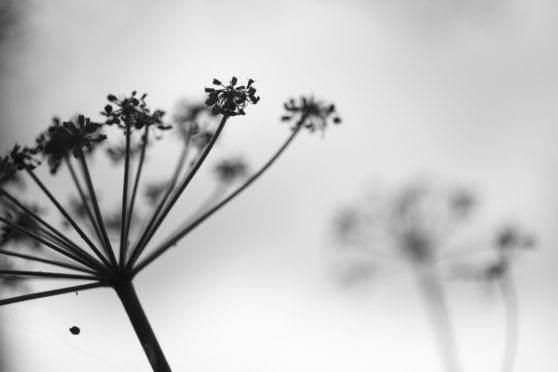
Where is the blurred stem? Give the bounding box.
[132,123,303,276]
[115,280,171,372]
[415,263,462,372]
[499,268,519,372]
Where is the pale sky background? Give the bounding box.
[0,0,557,371]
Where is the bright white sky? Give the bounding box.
[1,0,558,371]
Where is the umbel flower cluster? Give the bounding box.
[0,77,340,372]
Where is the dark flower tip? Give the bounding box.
[102,91,168,132]
[205,77,260,117]
[35,116,105,174]
[214,157,249,183]
[281,96,341,133]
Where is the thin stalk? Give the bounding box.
[115,280,171,372]
[0,248,96,274]
[132,124,303,276]
[65,157,111,266]
[0,270,100,280]
[127,117,228,270]
[415,264,462,372]
[0,216,103,273]
[0,282,105,306]
[122,127,149,268]
[77,150,118,268]
[23,168,107,271]
[499,269,519,372]
[119,127,132,267]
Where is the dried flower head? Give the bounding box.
[214,158,248,183]
[281,96,341,133]
[36,116,106,173]
[173,101,218,144]
[102,91,169,131]
[204,77,260,116]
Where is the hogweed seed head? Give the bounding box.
[281,96,341,133]
[36,116,106,174]
[102,91,169,131]
[214,157,248,183]
[204,77,260,116]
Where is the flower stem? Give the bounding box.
[0,282,105,306]
[499,269,519,372]
[119,127,132,267]
[114,280,171,372]
[132,124,303,276]
[415,264,462,372]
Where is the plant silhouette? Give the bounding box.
[0,77,341,371]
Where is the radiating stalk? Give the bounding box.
[127,116,228,269]
[133,123,303,276]
[0,282,105,306]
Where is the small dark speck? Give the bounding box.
[69,326,80,335]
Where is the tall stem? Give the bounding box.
[499,270,519,372]
[415,264,462,372]
[114,280,171,372]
